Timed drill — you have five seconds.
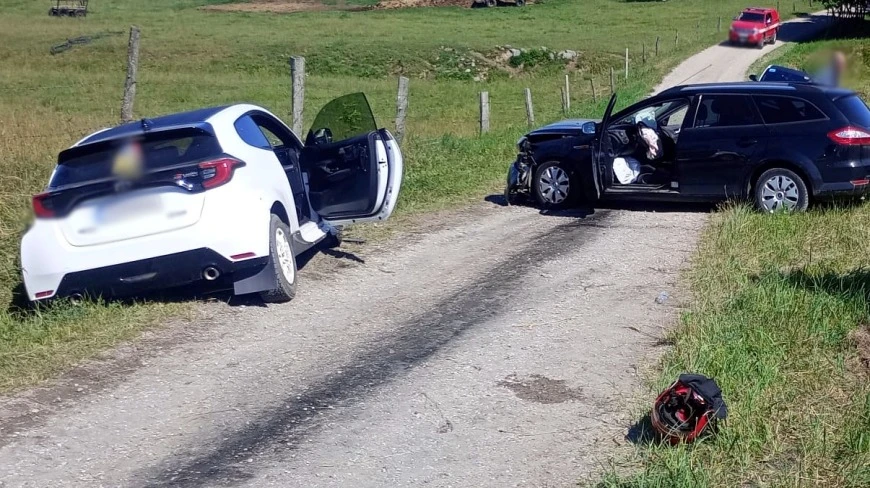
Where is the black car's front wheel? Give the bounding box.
[533,161,575,209]
[754,168,809,213]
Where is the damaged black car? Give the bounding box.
[506,82,870,212]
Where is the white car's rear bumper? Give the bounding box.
[21,192,271,301]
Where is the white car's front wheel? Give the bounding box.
[260,214,298,303]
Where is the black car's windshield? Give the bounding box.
[835,95,870,128]
[738,12,765,22]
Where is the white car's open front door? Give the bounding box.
[301,93,403,226]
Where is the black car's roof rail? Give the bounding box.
[659,82,855,97]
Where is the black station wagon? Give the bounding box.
[505,82,870,212]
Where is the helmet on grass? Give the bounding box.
[650,373,727,445]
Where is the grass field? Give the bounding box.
[600,205,870,487]
[0,0,779,392]
[601,24,870,488]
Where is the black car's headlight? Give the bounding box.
[517,136,529,152]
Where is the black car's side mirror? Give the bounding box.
[582,122,596,135]
[749,74,758,81]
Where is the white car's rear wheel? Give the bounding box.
[260,214,297,303]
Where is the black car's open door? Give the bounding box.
[301,93,402,225]
[586,93,618,199]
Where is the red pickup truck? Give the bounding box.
[729,7,780,48]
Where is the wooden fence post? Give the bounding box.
[479,91,490,134]
[718,16,722,32]
[655,36,660,56]
[675,31,679,48]
[563,74,571,113]
[395,76,409,144]
[290,56,305,136]
[610,67,615,94]
[560,87,568,115]
[120,26,140,123]
[590,78,597,103]
[642,43,646,64]
[524,88,535,126]
[624,48,629,80]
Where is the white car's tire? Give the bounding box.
[260,214,297,303]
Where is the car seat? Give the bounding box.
[696,103,709,127]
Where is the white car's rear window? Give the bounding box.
[52,129,221,189]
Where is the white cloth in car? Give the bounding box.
[639,126,663,160]
[613,157,641,184]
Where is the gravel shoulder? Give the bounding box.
[0,12,832,488]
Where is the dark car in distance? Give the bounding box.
[750,64,814,84]
[505,82,870,212]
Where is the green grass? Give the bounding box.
[599,205,870,487]
[601,28,870,488]
[0,0,803,391]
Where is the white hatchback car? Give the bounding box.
[21,93,403,303]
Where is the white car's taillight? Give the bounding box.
[199,157,243,189]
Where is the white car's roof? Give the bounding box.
[73,103,288,147]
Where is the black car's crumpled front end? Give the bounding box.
[504,138,534,204]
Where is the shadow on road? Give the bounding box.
[486,193,715,217]
[626,413,658,445]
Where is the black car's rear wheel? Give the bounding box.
[533,161,575,209]
[754,168,809,213]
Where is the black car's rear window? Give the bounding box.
[754,95,826,124]
[51,128,221,189]
[834,95,870,128]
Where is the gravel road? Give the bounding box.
[0,11,831,488]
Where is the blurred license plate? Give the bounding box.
[96,196,163,224]
[739,34,748,41]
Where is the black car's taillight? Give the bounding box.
[827,126,870,146]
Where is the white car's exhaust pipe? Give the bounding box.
[202,266,221,281]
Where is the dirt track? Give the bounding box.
[0,11,832,488]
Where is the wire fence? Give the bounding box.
[2,2,830,142]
